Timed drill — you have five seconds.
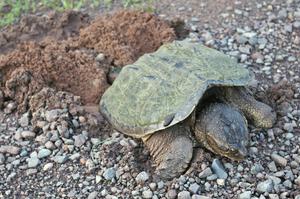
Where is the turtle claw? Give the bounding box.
[144,125,193,180]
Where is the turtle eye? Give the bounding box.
[219,145,230,152]
[225,148,234,152]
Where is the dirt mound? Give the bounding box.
[78,10,176,66]
[0,10,90,54]
[0,40,109,112]
[29,87,82,113]
[0,10,176,113]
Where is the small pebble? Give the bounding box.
[167,189,177,199]
[149,183,157,191]
[217,178,225,186]
[73,134,87,147]
[38,148,51,159]
[135,171,149,184]
[198,168,213,178]
[238,191,251,199]
[271,153,287,167]
[27,157,40,168]
[18,112,30,127]
[95,53,105,62]
[211,159,228,179]
[189,183,200,194]
[43,163,54,171]
[45,141,55,149]
[192,196,211,199]
[103,167,116,180]
[45,109,61,122]
[283,122,293,132]
[142,190,153,199]
[87,191,98,199]
[178,191,191,199]
[0,145,20,155]
[269,194,279,199]
[0,153,5,164]
[52,155,68,164]
[207,174,218,181]
[256,179,273,193]
[295,176,300,186]
[21,131,36,139]
[69,153,81,161]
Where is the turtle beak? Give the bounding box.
[224,142,248,161]
[237,146,247,159]
[233,144,247,161]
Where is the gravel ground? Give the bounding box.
[0,0,300,198]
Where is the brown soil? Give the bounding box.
[0,10,176,113]
[78,10,176,66]
[0,40,109,112]
[0,10,90,54]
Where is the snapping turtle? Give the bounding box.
[100,40,276,179]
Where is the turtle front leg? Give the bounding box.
[143,124,193,180]
[220,87,276,128]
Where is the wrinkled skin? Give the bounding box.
[195,102,248,161]
[144,86,276,179]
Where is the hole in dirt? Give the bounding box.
[255,79,297,116]
[169,19,190,40]
[133,145,153,171]
[94,138,155,178]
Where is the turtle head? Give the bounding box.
[195,103,249,161]
[206,127,248,161]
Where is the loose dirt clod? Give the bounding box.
[29,87,82,113]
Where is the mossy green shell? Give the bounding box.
[100,40,251,138]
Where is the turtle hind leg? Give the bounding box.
[143,124,193,180]
[221,87,276,128]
